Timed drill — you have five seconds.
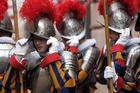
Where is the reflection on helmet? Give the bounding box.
[31,18,55,39]
[57,0,86,39]
[108,1,133,31]
[98,0,140,33]
[60,15,84,37]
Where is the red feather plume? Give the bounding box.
[20,0,56,23]
[98,0,113,15]
[0,0,8,20]
[139,0,140,10]
[120,0,139,16]
[56,0,86,29]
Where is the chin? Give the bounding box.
[37,49,42,53]
[38,49,47,53]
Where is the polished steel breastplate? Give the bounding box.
[31,66,52,93]
[0,44,14,74]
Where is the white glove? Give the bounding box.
[115,28,130,46]
[14,38,29,56]
[104,62,118,83]
[66,36,79,46]
[58,41,65,51]
[47,37,59,54]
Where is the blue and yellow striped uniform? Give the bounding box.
[95,44,127,84]
[77,59,96,93]
[0,63,22,93]
[0,53,77,93]
[115,65,140,92]
[49,61,76,93]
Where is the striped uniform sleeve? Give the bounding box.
[40,52,77,93]
[111,44,138,92]
[111,44,127,77]
[116,68,140,92]
[77,59,96,93]
[114,76,137,92]
[95,47,107,84]
[0,54,26,93]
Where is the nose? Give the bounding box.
[35,39,41,45]
[37,40,41,45]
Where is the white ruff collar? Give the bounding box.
[0,37,15,45]
[78,39,96,52]
[126,38,140,46]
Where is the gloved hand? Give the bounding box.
[58,41,65,51]
[104,62,118,83]
[66,36,79,47]
[47,37,59,54]
[115,28,130,47]
[14,38,29,56]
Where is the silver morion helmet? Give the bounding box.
[57,0,87,39]
[20,0,57,39]
[60,14,85,39]
[31,18,55,39]
[107,1,133,33]
[0,13,13,33]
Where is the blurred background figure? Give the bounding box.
[0,0,15,81]
[96,0,140,92]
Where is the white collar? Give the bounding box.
[78,39,96,52]
[0,37,15,45]
[126,38,140,46]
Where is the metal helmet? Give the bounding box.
[98,0,140,33]
[30,18,55,39]
[107,1,133,33]
[60,14,84,38]
[20,0,56,39]
[57,0,86,39]
[0,13,13,33]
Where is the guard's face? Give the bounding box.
[109,30,119,43]
[33,37,48,53]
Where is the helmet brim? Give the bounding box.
[96,20,134,34]
[30,33,49,40]
[0,27,13,33]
